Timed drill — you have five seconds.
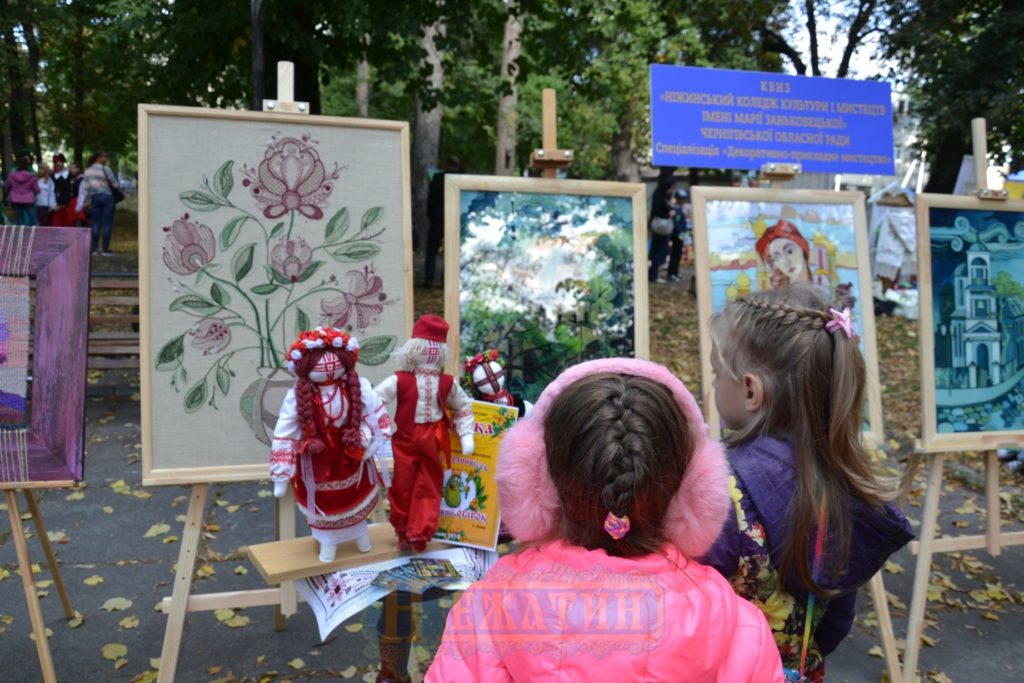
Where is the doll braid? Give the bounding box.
[340,355,363,449]
[294,375,325,457]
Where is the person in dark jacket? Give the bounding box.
[647,179,675,283]
[702,284,913,682]
[50,153,75,227]
[423,156,460,289]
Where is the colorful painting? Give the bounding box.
[0,280,30,427]
[141,106,412,484]
[692,187,882,441]
[923,202,1024,441]
[435,400,517,550]
[447,176,648,403]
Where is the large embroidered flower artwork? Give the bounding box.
[242,134,340,220]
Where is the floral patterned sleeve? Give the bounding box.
[269,388,300,482]
[447,383,476,437]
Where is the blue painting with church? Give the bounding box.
[929,207,1024,433]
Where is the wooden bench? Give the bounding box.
[88,275,140,369]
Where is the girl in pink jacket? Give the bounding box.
[426,358,783,682]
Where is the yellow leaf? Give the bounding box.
[101,597,133,612]
[0,615,13,624]
[37,580,54,588]
[215,609,235,622]
[150,658,161,669]
[119,615,140,629]
[132,490,153,499]
[65,491,85,501]
[115,658,128,670]
[868,645,884,659]
[255,655,265,666]
[233,566,248,575]
[205,523,222,532]
[197,564,215,578]
[133,671,158,683]
[986,582,1010,601]
[143,523,171,538]
[36,590,49,598]
[175,514,187,523]
[84,575,104,586]
[29,627,53,641]
[884,560,904,574]
[969,589,991,604]
[102,506,114,514]
[215,499,229,507]
[227,505,240,513]
[208,665,222,675]
[288,658,305,670]
[340,665,358,678]
[110,480,130,494]
[982,612,1000,621]
[68,611,84,628]
[163,536,179,544]
[225,615,250,628]
[344,623,363,633]
[920,633,936,647]
[0,568,9,581]
[258,490,273,498]
[101,643,128,660]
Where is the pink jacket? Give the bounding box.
[5,170,40,204]
[426,541,783,682]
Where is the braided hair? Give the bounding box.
[543,373,693,558]
[710,283,889,598]
[290,347,364,459]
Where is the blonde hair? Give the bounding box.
[37,163,51,178]
[710,283,889,597]
[391,336,449,371]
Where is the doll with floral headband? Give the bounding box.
[374,315,475,552]
[462,348,534,416]
[270,327,393,562]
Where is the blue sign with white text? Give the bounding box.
[650,64,894,175]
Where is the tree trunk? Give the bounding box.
[19,3,42,163]
[251,0,264,110]
[0,3,29,161]
[355,59,370,117]
[72,23,85,166]
[610,101,639,182]
[494,6,521,176]
[412,21,445,251]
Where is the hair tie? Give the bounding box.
[603,511,631,540]
[826,307,855,338]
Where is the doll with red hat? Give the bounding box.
[374,314,475,551]
[269,327,393,562]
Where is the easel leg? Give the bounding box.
[867,571,901,683]
[274,490,297,631]
[902,453,945,683]
[157,484,208,683]
[23,490,74,619]
[5,490,57,683]
[985,450,1002,556]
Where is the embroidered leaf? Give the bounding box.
[269,267,293,285]
[295,307,310,337]
[184,379,208,413]
[361,206,383,230]
[250,283,279,296]
[232,243,256,282]
[295,260,325,283]
[210,283,230,306]
[219,216,246,250]
[269,221,286,239]
[213,160,234,198]
[155,335,185,370]
[329,241,380,263]
[357,335,397,366]
[325,207,350,243]
[169,295,219,315]
[179,190,221,211]
[216,366,231,396]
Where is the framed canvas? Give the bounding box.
[917,193,1024,451]
[0,226,90,489]
[444,175,648,402]
[139,105,413,485]
[691,186,884,442]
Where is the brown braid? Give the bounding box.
[734,296,831,330]
[341,361,363,448]
[290,347,362,456]
[293,375,325,457]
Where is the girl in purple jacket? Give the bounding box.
[4,156,40,226]
[427,359,783,682]
[703,284,912,681]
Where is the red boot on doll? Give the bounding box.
[374,315,475,551]
[270,328,393,562]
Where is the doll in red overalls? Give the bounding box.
[374,315,475,552]
[270,328,393,562]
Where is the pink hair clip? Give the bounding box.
[603,511,631,540]
[826,307,855,338]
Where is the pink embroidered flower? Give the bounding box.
[162,213,216,274]
[241,133,340,220]
[324,574,350,607]
[320,266,387,333]
[189,317,231,355]
[270,238,314,282]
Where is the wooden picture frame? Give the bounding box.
[916,193,1024,451]
[139,105,413,485]
[0,227,90,489]
[691,186,884,442]
[443,175,648,401]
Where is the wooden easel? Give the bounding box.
[528,89,573,178]
[2,486,76,683]
[155,62,308,683]
[901,117,1019,683]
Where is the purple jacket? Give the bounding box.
[5,170,40,204]
[702,435,913,661]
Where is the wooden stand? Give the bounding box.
[2,488,76,683]
[528,89,573,177]
[901,117,1021,683]
[155,61,309,683]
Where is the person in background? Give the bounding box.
[424,156,460,289]
[4,156,40,226]
[84,151,120,254]
[35,163,57,226]
[50,153,74,227]
[70,162,87,226]
[647,179,675,283]
[666,188,689,283]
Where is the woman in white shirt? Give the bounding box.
[35,163,57,225]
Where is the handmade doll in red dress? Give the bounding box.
[270,327,392,562]
[374,315,475,551]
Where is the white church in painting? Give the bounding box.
[949,241,1001,387]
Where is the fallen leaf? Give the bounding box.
[101,643,128,661]
[340,665,358,679]
[208,665,222,674]
[288,658,305,670]
[119,615,140,629]
[226,505,240,513]
[64,491,85,501]
[197,564,215,578]
[215,609,236,622]
[101,597,133,612]
[868,645,884,658]
[150,658,161,669]
[37,580,54,588]
[205,523,222,533]
[921,633,936,647]
[233,566,248,575]
[258,490,272,498]
[344,623,363,633]
[0,568,10,581]
[29,627,53,641]
[163,536,179,544]
[115,658,128,670]
[68,611,84,628]
[255,655,265,666]
[110,480,131,495]
[84,575,104,586]
[983,612,1000,621]
[215,499,230,507]
[225,615,250,628]
[132,672,158,683]
[884,560,904,574]
[143,523,171,538]
[132,490,153,500]
[102,506,114,514]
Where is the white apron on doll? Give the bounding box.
[269,328,392,562]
